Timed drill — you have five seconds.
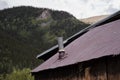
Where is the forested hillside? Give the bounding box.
[0,6,89,75]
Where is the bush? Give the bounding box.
[5,68,34,80]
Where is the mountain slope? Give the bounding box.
[80,15,108,24]
[0,6,89,74]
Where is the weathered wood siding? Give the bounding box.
[34,64,79,80]
[81,58,107,80]
[107,55,120,80]
[33,55,120,80]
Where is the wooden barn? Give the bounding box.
[32,11,120,80]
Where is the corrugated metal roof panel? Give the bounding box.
[32,19,120,73]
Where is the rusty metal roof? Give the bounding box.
[37,11,120,61]
[32,19,120,73]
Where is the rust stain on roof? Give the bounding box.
[32,19,120,72]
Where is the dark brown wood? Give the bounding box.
[107,55,120,80]
[33,55,120,80]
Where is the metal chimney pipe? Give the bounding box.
[57,37,64,50]
[57,37,65,59]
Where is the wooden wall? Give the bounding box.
[107,55,120,80]
[33,55,120,80]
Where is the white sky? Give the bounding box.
[0,0,120,19]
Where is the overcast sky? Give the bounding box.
[0,0,120,19]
